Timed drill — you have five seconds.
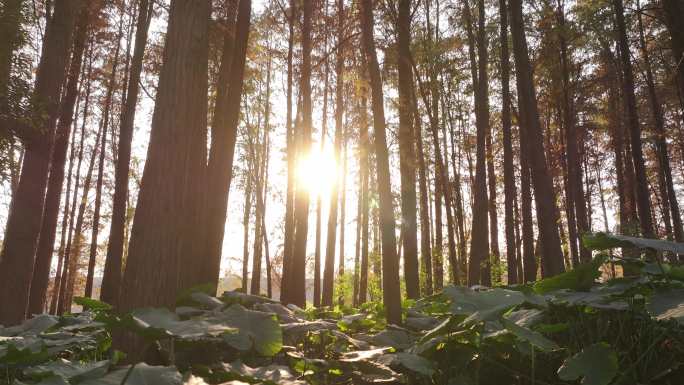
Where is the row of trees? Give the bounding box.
[0,0,683,328]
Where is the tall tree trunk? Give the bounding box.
[637,1,683,241]
[396,0,420,299]
[357,84,370,305]
[280,0,297,305]
[28,7,91,314]
[412,81,432,295]
[465,0,490,285]
[339,142,347,281]
[59,121,102,314]
[556,0,590,264]
[86,14,124,298]
[101,0,155,306]
[360,0,402,324]
[0,0,81,326]
[203,0,251,289]
[499,0,517,284]
[241,163,253,291]
[288,0,313,307]
[612,0,654,238]
[118,0,210,314]
[51,77,89,315]
[509,0,565,277]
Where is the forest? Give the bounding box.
[1,0,684,383]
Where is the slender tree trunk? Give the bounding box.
[288,0,313,307]
[464,0,490,285]
[499,0,517,284]
[360,0,401,324]
[412,81,432,295]
[28,7,91,315]
[0,0,81,326]
[241,164,253,291]
[613,0,654,238]
[59,121,102,314]
[357,84,370,305]
[101,0,155,306]
[86,14,124,298]
[637,2,683,241]
[510,0,565,277]
[203,0,251,289]
[396,0,420,299]
[51,78,89,315]
[281,0,297,305]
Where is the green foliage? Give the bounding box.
[5,235,684,385]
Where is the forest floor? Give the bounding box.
[1,233,684,385]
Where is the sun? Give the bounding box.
[296,145,339,198]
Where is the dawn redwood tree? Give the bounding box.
[288,0,313,308]
[360,0,402,325]
[636,2,683,242]
[59,121,102,314]
[117,0,211,324]
[101,0,155,306]
[612,0,654,238]
[465,0,491,286]
[498,0,518,284]
[396,0,420,299]
[86,12,125,298]
[203,0,251,289]
[27,4,93,315]
[322,0,346,307]
[556,0,590,264]
[509,0,565,277]
[357,80,371,305]
[0,0,81,326]
[412,81,432,295]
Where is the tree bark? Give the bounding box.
[203,0,251,289]
[465,0,491,285]
[612,0,654,238]
[0,0,81,326]
[662,0,684,119]
[357,83,370,305]
[289,0,313,307]
[28,5,91,315]
[509,0,565,277]
[360,0,402,324]
[86,12,124,298]
[118,0,211,316]
[412,80,432,295]
[499,0,517,284]
[396,0,420,299]
[101,0,155,306]
[636,1,683,241]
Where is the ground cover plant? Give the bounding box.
[2,234,683,385]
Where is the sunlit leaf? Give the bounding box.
[557,343,618,385]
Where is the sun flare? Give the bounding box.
[296,146,339,198]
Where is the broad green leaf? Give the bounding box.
[647,289,684,325]
[131,308,234,340]
[501,318,559,352]
[339,347,394,362]
[557,343,618,385]
[1,315,59,337]
[23,358,110,382]
[583,232,684,254]
[443,286,529,322]
[218,304,282,356]
[222,360,304,384]
[74,297,112,312]
[376,352,435,377]
[78,363,182,385]
[371,328,415,349]
[533,255,606,294]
